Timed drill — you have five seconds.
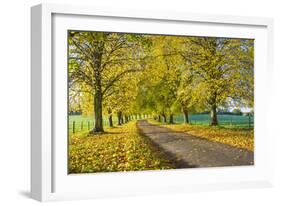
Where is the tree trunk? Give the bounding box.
[107,108,113,127]
[162,114,167,122]
[92,41,105,133]
[117,111,122,125]
[169,114,174,124]
[125,115,128,123]
[183,108,189,124]
[210,104,218,126]
[121,116,124,124]
[93,90,104,132]
[108,114,113,127]
[158,115,161,122]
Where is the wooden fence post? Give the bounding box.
[73,121,75,134]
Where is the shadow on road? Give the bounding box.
[137,120,254,168]
[137,121,199,169]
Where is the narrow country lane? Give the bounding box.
[137,120,254,168]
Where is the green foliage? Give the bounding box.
[232,108,242,115]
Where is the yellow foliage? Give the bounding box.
[150,120,254,151]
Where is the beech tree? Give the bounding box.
[68,31,254,129]
[68,31,147,132]
[181,37,254,125]
[139,36,182,123]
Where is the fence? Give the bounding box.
[174,114,254,128]
[69,120,93,134]
[68,117,118,134]
[69,114,254,134]
[68,115,149,134]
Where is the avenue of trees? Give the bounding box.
[68,31,254,132]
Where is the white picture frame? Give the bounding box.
[31,3,274,202]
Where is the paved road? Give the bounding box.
[137,120,254,168]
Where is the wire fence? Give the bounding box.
[69,114,253,134]
[174,114,254,128]
[68,116,118,134]
[68,115,149,134]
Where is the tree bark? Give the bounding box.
[93,89,104,132]
[125,115,128,123]
[162,114,167,122]
[210,104,218,126]
[117,111,122,125]
[92,39,105,133]
[108,108,113,127]
[182,108,189,124]
[108,115,113,127]
[158,115,161,122]
[169,114,174,124]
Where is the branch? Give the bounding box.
[70,37,93,61]
[69,88,93,94]
[102,68,141,96]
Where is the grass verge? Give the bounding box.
[68,121,175,173]
[148,120,254,151]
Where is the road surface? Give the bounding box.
[137,120,254,168]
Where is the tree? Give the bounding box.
[138,36,182,124]
[105,71,141,126]
[232,108,242,115]
[181,37,254,125]
[68,31,254,129]
[68,31,147,132]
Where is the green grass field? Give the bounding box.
[69,113,253,134]
[68,115,119,134]
[174,114,253,128]
[68,115,148,133]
